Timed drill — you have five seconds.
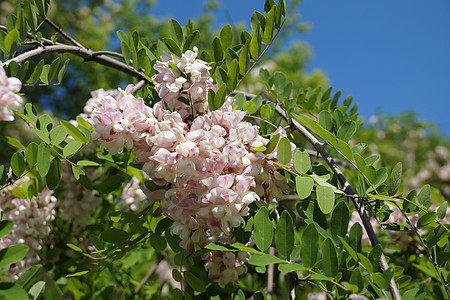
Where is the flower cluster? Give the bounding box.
[0,181,56,277]
[151,47,215,118]
[0,64,23,121]
[90,48,291,284]
[120,176,148,212]
[56,164,101,233]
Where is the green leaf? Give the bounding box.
[277,137,292,165]
[0,220,13,238]
[387,162,402,196]
[12,186,27,199]
[364,165,377,183]
[49,125,67,146]
[263,6,276,44]
[322,238,338,277]
[349,268,364,292]
[58,58,70,82]
[418,184,431,206]
[99,175,125,194]
[316,186,335,215]
[162,37,181,57]
[25,142,39,166]
[425,225,447,248]
[0,244,29,268]
[5,29,19,54]
[205,243,237,252]
[149,234,167,252]
[37,143,51,177]
[338,138,353,161]
[318,110,333,131]
[300,223,319,267]
[417,212,437,229]
[337,236,357,262]
[23,0,38,30]
[0,135,25,150]
[28,281,46,300]
[248,254,283,266]
[212,37,224,62]
[71,165,92,190]
[168,19,183,46]
[331,202,349,237]
[184,271,206,293]
[101,228,128,244]
[227,59,239,91]
[11,152,25,177]
[254,207,273,252]
[219,24,232,49]
[249,26,261,60]
[182,30,200,52]
[294,149,310,174]
[207,87,215,111]
[263,133,280,154]
[349,223,362,253]
[293,114,338,149]
[63,140,82,157]
[61,120,87,144]
[239,41,249,76]
[337,120,357,142]
[278,262,308,273]
[36,114,53,133]
[47,57,60,83]
[66,271,89,277]
[231,243,265,255]
[213,83,227,110]
[39,65,50,84]
[296,175,314,199]
[77,160,101,167]
[121,41,131,64]
[437,202,448,219]
[242,101,257,114]
[0,283,28,300]
[353,153,366,171]
[16,265,42,289]
[275,211,294,259]
[260,103,273,119]
[67,243,83,252]
[46,158,62,190]
[368,244,383,272]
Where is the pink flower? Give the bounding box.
[0,64,23,121]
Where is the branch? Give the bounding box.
[44,17,84,48]
[1,45,149,84]
[0,25,58,46]
[237,92,402,300]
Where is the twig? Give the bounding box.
[127,256,164,300]
[45,17,84,48]
[0,24,59,46]
[238,91,402,300]
[2,45,149,84]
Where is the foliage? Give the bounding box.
[0,0,449,299]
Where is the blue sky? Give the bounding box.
[152,0,450,137]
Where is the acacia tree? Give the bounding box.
[0,1,448,299]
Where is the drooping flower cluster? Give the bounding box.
[120,176,148,212]
[0,64,23,121]
[56,164,101,233]
[151,47,215,118]
[90,48,291,284]
[0,181,56,277]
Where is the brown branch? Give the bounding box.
[1,45,149,84]
[44,17,84,48]
[0,24,58,46]
[236,91,402,300]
